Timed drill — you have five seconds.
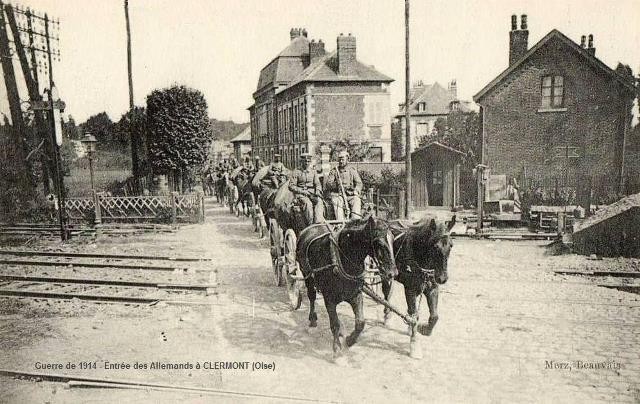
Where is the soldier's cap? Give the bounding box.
[300,152,312,159]
[273,153,281,157]
[255,156,261,160]
[337,150,349,158]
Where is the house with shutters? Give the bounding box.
[248,28,394,168]
[473,15,637,191]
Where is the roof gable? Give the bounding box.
[287,50,393,87]
[412,141,465,157]
[474,29,636,102]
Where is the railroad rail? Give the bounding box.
[0,259,181,272]
[0,275,214,304]
[0,250,211,262]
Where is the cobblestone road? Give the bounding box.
[202,203,640,403]
[1,200,638,403]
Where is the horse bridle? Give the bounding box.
[394,231,449,284]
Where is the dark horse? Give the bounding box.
[297,216,398,362]
[382,216,455,358]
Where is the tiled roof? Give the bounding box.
[288,51,393,87]
[396,82,473,117]
[230,127,251,143]
[256,36,310,91]
[474,29,637,102]
[412,141,465,156]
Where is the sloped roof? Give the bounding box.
[288,51,393,87]
[412,141,466,156]
[230,126,251,143]
[278,36,310,57]
[257,36,310,91]
[474,29,637,102]
[396,82,473,117]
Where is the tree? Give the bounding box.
[116,107,148,175]
[315,138,374,162]
[419,110,481,167]
[63,115,81,140]
[146,85,213,190]
[80,112,116,147]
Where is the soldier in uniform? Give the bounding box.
[254,156,265,172]
[324,150,363,220]
[289,153,324,224]
[263,153,288,188]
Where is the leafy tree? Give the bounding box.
[80,112,116,147]
[63,115,81,140]
[210,119,248,141]
[116,107,147,176]
[146,85,213,188]
[419,110,481,167]
[314,139,374,162]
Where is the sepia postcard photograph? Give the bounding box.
[0,0,639,402]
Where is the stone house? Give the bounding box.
[249,28,394,168]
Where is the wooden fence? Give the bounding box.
[518,172,640,210]
[65,193,204,224]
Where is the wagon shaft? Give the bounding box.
[361,284,417,326]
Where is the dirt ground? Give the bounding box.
[0,202,639,403]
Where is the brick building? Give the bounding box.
[473,15,637,189]
[392,80,475,161]
[249,28,394,168]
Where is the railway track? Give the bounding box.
[0,250,211,262]
[0,275,215,304]
[0,250,216,305]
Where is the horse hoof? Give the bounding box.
[409,343,423,359]
[309,320,317,328]
[417,322,434,336]
[333,355,349,367]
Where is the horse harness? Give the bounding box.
[392,230,438,289]
[302,223,393,284]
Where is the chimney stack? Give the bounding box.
[586,34,596,56]
[337,33,357,76]
[301,28,308,38]
[580,35,586,48]
[509,14,529,66]
[309,39,326,65]
[290,28,303,41]
[448,79,457,99]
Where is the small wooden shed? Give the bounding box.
[411,142,464,209]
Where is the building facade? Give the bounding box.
[473,15,637,188]
[229,126,252,163]
[249,28,394,168]
[391,80,475,161]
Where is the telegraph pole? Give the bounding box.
[124,0,139,180]
[404,0,412,218]
[8,4,65,240]
[0,1,30,189]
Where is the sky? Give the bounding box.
[0,0,639,125]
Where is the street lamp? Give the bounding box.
[81,133,98,192]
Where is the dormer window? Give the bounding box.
[417,102,426,112]
[541,75,564,108]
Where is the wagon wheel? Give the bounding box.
[283,229,303,310]
[269,219,284,286]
